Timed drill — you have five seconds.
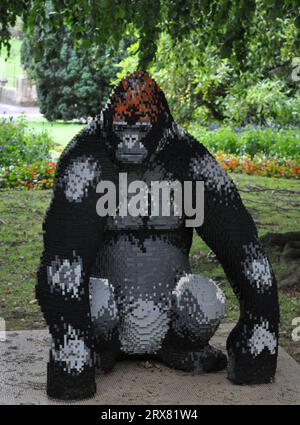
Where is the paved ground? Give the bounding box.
[0,324,299,405]
[0,103,43,119]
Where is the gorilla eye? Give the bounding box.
[138,121,152,132]
[113,123,126,132]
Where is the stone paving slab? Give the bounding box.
[0,324,299,405]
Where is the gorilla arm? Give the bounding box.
[36,125,108,399]
[190,145,280,384]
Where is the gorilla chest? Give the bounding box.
[103,167,188,230]
[95,168,193,296]
[93,169,194,354]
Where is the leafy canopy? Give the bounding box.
[1,1,299,68]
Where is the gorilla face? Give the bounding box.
[113,120,152,164]
[104,70,173,167]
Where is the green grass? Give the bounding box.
[0,174,299,359]
[27,119,85,147]
[0,38,23,88]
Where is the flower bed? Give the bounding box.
[0,161,56,190]
[1,152,298,191]
[215,152,300,179]
[1,115,299,188]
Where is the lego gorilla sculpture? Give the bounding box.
[37,71,279,400]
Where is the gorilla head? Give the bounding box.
[103,70,173,166]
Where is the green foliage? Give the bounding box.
[1,1,299,127]
[190,124,300,161]
[0,1,30,55]
[146,33,234,124]
[1,1,299,69]
[0,115,54,168]
[222,79,300,125]
[20,1,126,121]
[139,3,300,126]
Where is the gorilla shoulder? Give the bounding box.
[59,116,106,164]
[161,122,209,167]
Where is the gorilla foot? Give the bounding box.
[157,344,227,373]
[96,350,118,373]
[94,334,120,373]
[47,362,96,400]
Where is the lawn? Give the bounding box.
[27,119,85,148]
[0,38,23,88]
[0,173,299,361]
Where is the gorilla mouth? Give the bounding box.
[122,153,144,155]
[120,153,145,157]
[116,152,147,163]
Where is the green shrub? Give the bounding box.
[189,124,300,161]
[0,115,54,168]
[222,80,300,126]
[21,0,127,122]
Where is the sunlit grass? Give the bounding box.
[0,38,23,87]
[27,119,85,147]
